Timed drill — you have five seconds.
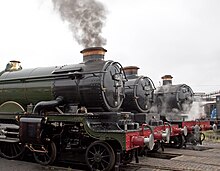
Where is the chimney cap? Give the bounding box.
[80,47,107,56]
[123,66,140,76]
[10,60,21,63]
[123,66,140,71]
[161,75,173,80]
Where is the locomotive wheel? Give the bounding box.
[0,141,25,159]
[33,141,57,165]
[170,135,185,149]
[85,141,115,171]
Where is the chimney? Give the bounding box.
[5,60,22,72]
[123,66,140,77]
[161,75,173,85]
[80,47,107,62]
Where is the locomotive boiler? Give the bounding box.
[154,75,194,114]
[121,66,155,113]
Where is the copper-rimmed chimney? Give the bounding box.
[161,75,173,85]
[80,47,107,62]
[5,60,22,72]
[123,66,140,77]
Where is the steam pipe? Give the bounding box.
[33,96,64,114]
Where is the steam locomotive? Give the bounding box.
[0,47,215,170]
[154,75,194,114]
[0,47,157,171]
[121,66,171,151]
[121,67,213,149]
[154,75,213,148]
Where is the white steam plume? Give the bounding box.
[187,98,206,121]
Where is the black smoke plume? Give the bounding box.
[52,0,107,48]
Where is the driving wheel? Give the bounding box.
[85,141,115,171]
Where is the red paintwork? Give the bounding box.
[153,132,163,140]
[124,120,212,151]
[131,136,145,146]
[153,125,165,140]
[125,124,152,151]
[197,121,212,131]
[170,124,183,136]
[182,120,211,132]
[150,124,171,141]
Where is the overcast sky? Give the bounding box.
[0,0,220,94]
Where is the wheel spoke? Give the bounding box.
[102,154,110,158]
[9,145,11,154]
[91,160,96,166]
[87,157,95,160]
[88,150,95,156]
[100,162,105,170]
[45,152,51,160]
[12,144,17,156]
[100,149,106,155]
[101,158,110,165]
[98,145,101,153]
[92,146,97,154]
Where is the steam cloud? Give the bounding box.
[52,0,107,48]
